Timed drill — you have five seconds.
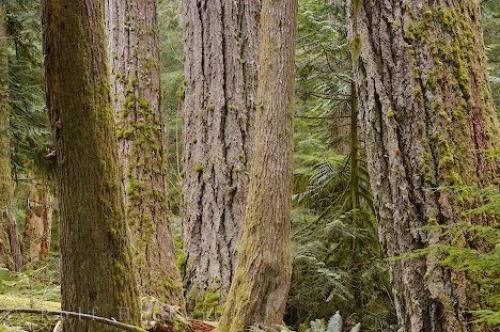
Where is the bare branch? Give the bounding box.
[0,308,146,332]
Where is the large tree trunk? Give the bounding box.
[0,5,23,273]
[348,1,500,331]
[182,0,261,303]
[217,0,297,330]
[42,0,141,330]
[105,0,185,310]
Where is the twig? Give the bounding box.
[0,308,147,332]
[52,320,62,332]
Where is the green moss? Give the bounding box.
[127,178,144,202]
[386,107,395,118]
[351,34,361,65]
[117,127,134,140]
[124,94,135,112]
[352,0,361,14]
[437,7,456,30]
[193,162,204,173]
[138,97,150,110]
[188,287,223,320]
[405,21,426,42]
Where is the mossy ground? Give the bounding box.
[0,264,60,331]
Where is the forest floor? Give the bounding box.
[0,265,218,332]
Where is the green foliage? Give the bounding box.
[289,1,396,330]
[402,185,500,328]
[0,0,497,331]
[0,259,60,331]
[159,0,184,215]
[4,0,52,180]
[187,286,223,320]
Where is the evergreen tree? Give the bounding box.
[0,3,22,272]
[348,1,500,331]
[42,0,140,330]
[217,0,297,330]
[106,0,185,309]
[181,0,261,304]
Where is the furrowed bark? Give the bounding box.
[182,0,260,302]
[24,181,52,262]
[217,0,297,330]
[348,1,500,331]
[42,0,141,330]
[106,0,185,310]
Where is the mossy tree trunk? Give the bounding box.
[106,0,185,310]
[0,4,23,273]
[217,0,297,330]
[348,1,500,331]
[42,0,141,330]
[182,0,261,303]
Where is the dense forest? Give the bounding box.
[0,0,498,331]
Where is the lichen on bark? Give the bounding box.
[216,0,297,330]
[348,1,499,331]
[106,0,185,310]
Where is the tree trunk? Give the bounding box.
[0,4,23,273]
[182,0,261,303]
[217,0,297,330]
[106,0,185,310]
[3,211,23,271]
[348,1,500,331]
[42,0,141,330]
[24,181,52,263]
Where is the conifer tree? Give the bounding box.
[181,0,261,303]
[43,0,140,330]
[348,1,500,330]
[217,0,297,330]
[106,0,185,309]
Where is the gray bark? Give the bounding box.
[217,0,297,330]
[182,0,260,302]
[348,1,500,331]
[106,0,185,309]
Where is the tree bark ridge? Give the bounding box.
[182,0,260,302]
[348,1,499,331]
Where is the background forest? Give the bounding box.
[0,0,498,331]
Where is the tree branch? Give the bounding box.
[0,308,147,332]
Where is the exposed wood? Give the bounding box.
[24,181,52,262]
